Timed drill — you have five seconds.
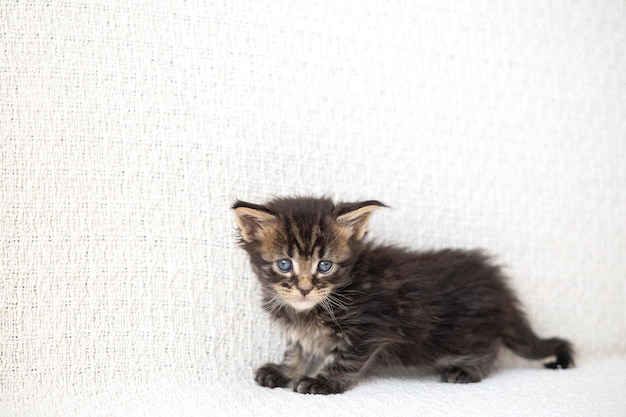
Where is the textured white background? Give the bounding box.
[1,1,625,415]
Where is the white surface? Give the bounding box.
[5,358,626,417]
[1,1,625,415]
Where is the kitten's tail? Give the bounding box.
[503,308,574,369]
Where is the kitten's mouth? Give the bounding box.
[287,295,320,311]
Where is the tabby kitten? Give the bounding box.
[233,196,573,395]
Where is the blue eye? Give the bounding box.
[276,259,293,273]
[317,260,333,273]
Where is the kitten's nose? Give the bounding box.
[298,287,312,296]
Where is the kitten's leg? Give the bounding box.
[436,351,497,384]
[293,347,373,395]
[255,340,304,389]
[438,366,482,383]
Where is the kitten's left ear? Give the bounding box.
[232,201,277,243]
[336,200,386,240]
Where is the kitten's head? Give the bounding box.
[233,197,385,312]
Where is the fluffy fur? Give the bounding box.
[233,196,573,394]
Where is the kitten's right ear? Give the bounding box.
[232,201,276,243]
[336,200,386,240]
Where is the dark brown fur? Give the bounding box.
[233,196,573,394]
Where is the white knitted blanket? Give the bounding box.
[2,1,625,415]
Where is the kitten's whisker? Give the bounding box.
[320,298,339,326]
[336,288,364,294]
[335,289,361,295]
[264,294,285,315]
[329,292,348,300]
[326,294,349,311]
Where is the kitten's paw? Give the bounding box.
[294,376,344,395]
[439,367,481,384]
[255,363,291,388]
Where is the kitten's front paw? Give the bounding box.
[294,376,344,395]
[255,363,291,388]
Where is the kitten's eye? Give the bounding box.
[317,260,333,274]
[276,259,293,273]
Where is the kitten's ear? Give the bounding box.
[232,201,277,243]
[336,200,386,240]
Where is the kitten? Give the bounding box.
[232,196,573,394]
